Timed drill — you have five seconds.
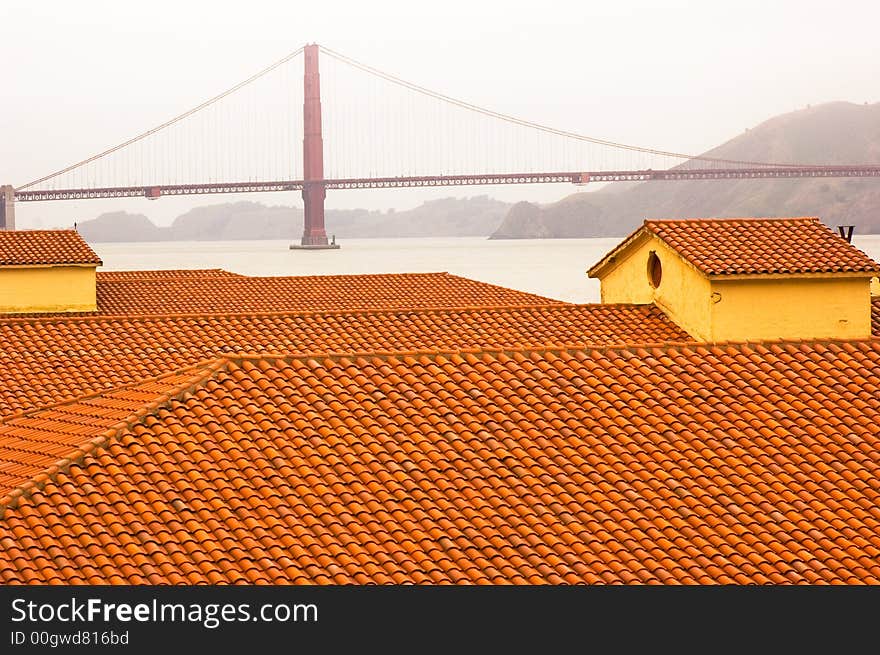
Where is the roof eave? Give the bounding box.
[587,226,651,278]
[709,270,880,281]
[0,262,102,270]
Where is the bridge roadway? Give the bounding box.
[14,165,880,202]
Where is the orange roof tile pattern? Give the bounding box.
[640,218,880,276]
[0,304,689,418]
[89,272,560,317]
[96,269,242,281]
[872,298,880,336]
[2,342,880,584]
[0,363,220,503]
[0,230,102,267]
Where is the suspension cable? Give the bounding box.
[320,44,806,169]
[17,46,306,190]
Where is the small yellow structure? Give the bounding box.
[0,230,101,314]
[589,217,880,343]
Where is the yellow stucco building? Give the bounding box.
[589,217,880,343]
[0,230,101,314]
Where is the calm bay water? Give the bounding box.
[93,234,880,305]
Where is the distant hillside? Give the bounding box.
[76,211,165,242]
[77,196,509,242]
[492,102,880,238]
[325,196,510,238]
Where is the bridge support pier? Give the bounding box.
[293,181,338,249]
[0,185,15,231]
[291,43,339,251]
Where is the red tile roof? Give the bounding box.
[90,272,559,317]
[0,230,102,267]
[0,303,689,418]
[590,217,880,277]
[0,250,876,586]
[2,272,557,319]
[872,298,880,335]
[96,269,242,281]
[2,341,880,584]
[0,363,221,503]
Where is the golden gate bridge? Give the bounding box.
[3,43,880,247]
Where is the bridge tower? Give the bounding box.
[0,185,15,231]
[291,44,339,250]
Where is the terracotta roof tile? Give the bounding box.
[3,272,559,319]
[1,341,879,584]
[96,269,242,281]
[0,304,688,418]
[648,217,880,275]
[0,361,222,504]
[872,298,880,336]
[90,272,559,316]
[0,230,102,267]
[590,218,880,277]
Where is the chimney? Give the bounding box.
[837,225,855,243]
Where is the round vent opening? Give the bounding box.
[647,251,662,289]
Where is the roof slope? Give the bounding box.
[590,217,880,277]
[0,230,102,267]
[2,342,880,584]
[0,304,689,418]
[0,362,222,504]
[90,272,561,317]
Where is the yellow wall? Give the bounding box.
[872,277,879,296]
[710,277,873,341]
[0,266,97,314]
[597,235,713,340]
[596,234,874,342]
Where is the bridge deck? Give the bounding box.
[15,166,880,201]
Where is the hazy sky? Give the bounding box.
[2,0,878,227]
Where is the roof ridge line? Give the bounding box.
[0,357,230,516]
[0,229,80,233]
[0,358,226,425]
[100,270,454,285]
[219,342,689,365]
[96,268,240,279]
[98,268,229,273]
[0,301,572,325]
[220,334,879,367]
[644,216,821,223]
